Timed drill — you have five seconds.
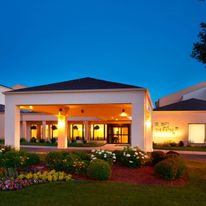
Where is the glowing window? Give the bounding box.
[70,124,84,140]
[189,124,205,143]
[91,124,106,140]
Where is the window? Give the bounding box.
[91,124,107,140]
[188,124,205,143]
[70,124,84,141]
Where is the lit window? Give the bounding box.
[189,124,205,143]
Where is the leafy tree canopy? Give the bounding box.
[191,22,206,65]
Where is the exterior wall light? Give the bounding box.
[120,109,127,117]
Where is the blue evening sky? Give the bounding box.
[0,0,206,103]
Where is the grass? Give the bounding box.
[154,145,206,152]
[0,160,205,206]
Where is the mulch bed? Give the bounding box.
[73,165,188,186]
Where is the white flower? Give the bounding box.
[123,152,126,156]
[91,154,94,158]
[126,154,131,157]
[129,160,133,163]
[91,149,95,153]
[112,156,116,159]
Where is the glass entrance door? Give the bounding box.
[107,124,130,144]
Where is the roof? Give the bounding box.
[8,77,143,93]
[156,80,206,107]
[154,98,206,111]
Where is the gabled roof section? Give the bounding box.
[8,77,143,93]
[156,81,206,107]
[154,98,206,111]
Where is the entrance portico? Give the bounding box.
[4,77,153,151]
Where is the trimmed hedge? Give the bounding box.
[87,159,111,180]
[154,155,186,180]
[151,151,166,165]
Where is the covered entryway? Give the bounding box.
[4,77,153,151]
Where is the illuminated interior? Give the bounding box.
[70,124,84,141]
[108,125,129,144]
[31,124,37,138]
[189,124,205,144]
[50,124,58,138]
[91,124,107,140]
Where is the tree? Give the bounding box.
[191,22,206,65]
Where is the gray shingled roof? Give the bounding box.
[154,98,206,111]
[8,77,143,92]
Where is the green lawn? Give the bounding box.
[0,160,205,206]
[154,145,206,152]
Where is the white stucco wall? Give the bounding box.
[0,113,4,138]
[153,111,206,144]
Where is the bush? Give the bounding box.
[87,159,111,180]
[46,151,86,173]
[178,141,184,147]
[115,147,145,168]
[3,151,21,168]
[39,139,45,143]
[23,153,40,167]
[20,138,27,143]
[151,151,166,165]
[46,151,69,171]
[30,137,36,143]
[154,155,186,180]
[166,151,180,156]
[51,138,57,144]
[90,150,116,165]
[72,151,91,161]
[170,142,177,147]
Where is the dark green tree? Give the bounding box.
[191,22,206,65]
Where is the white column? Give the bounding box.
[27,123,31,142]
[42,121,46,140]
[5,103,20,149]
[84,121,89,142]
[57,116,67,149]
[131,98,145,150]
[22,121,27,139]
[48,123,51,140]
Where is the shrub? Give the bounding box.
[23,153,40,167]
[51,138,57,144]
[46,151,69,171]
[3,151,21,168]
[154,158,177,180]
[46,151,85,173]
[150,151,166,165]
[116,147,145,168]
[154,155,186,180]
[166,151,180,156]
[0,145,13,154]
[72,151,91,161]
[178,141,184,147]
[90,150,116,165]
[30,137,36,143]
[170,142,177,147]
[87,159,111,180]
[39,139,45,143]
[20,138,27,143]
[166,154,186,178]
